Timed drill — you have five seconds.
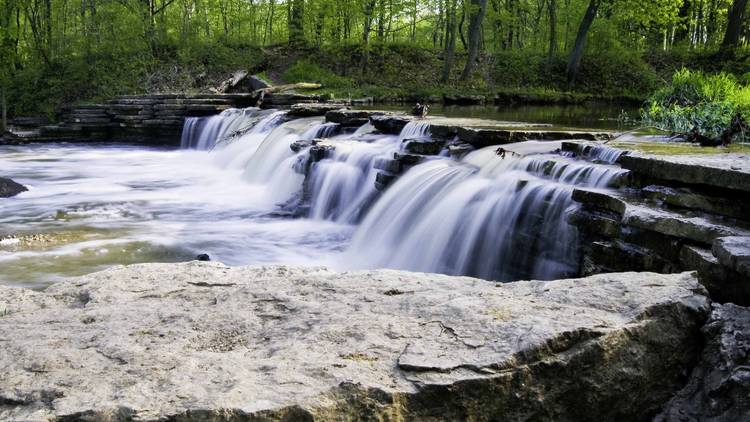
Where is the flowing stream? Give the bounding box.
[1,107,626,288]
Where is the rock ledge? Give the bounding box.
[0,263,709,421]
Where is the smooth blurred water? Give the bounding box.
[1,107,628,289]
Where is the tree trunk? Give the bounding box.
[442,0,458,82]
[565,0,599,87]
[674,0,691,44]
[288,0,305,46]
[548,0,556,59]
[722,0,749,49]
[1,87,6,134]
[460,0,488,81]
[362,0,377,71]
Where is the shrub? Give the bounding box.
[642,68,750,140]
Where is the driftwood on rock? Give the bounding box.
[210,70,249,94]
[252,83,322,107]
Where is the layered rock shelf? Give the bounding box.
[1,94,322,145]
[564,141,750,305]
[0,263,709,421]
[363,113,613,147]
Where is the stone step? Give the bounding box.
[643,185,750,220]
[403,139,445,155]
[622,203,749,245]
[619,153,750,193]
[712,236,750,278]
[326,110,386,127]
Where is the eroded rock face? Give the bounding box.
[657,303,750,422]
[0,264,709,421]
[0,177,28,198]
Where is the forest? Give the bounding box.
[1,0,749,116]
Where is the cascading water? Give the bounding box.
[344,145,627,281]
[398,120,431,141]
[2,107,632,288]
[589,145,626,164]
[180,108,281,150]
[307,134,399,223]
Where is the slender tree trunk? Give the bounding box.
[1,87,6,134]
[565,0,599,87]
[722,0,749,49]
[362,0,377,71]
[674,0,691,44]
[458,5,467,49]
[442,0,458,82]
[288,0,305,46]
[548,0,556,59]
[460,0,488,81]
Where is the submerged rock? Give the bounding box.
[0,264,709,421]
[0,177,28,198]
[657,303,750,421]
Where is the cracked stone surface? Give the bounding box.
[0,263,709,421]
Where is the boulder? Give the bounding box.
[370,114,413,134]
[0,177,28,198]
[657,303,750,421]
[0,263,709,421]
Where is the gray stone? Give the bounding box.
[0,177,28,198]
[643,185,750,220]
[572,188,627,216]
[0,263,709,421]
[619,153,750,193]
[622,204,749,245]
[713,236,750,277]
[403,138,445,155]
[657,303,750,422]
[325,110,387,127]
[679,245,749,305]
[370,114,413,134]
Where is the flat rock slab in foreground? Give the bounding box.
[0,263,709,421]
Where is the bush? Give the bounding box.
[642,68,750,140]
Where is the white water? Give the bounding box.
[344,147,625,281]
[1,110,628,288]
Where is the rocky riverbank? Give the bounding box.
[1,263,710,421]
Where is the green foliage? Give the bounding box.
[642,69,750,139]
[283,60,354,89]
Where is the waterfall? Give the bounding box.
[399,120,431,141]
[242,118,334,204]
[344,146,626,281]
[305,120,433,224]
[589,145,626,164]
[178,109,628,282]
[180,108,280,150]
[307,136,400,223]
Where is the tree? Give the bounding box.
[288,0,305,46]
[722,0,749,50]
[442,0,459,82]
[566,0,600,86]
[460,0,489,81]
